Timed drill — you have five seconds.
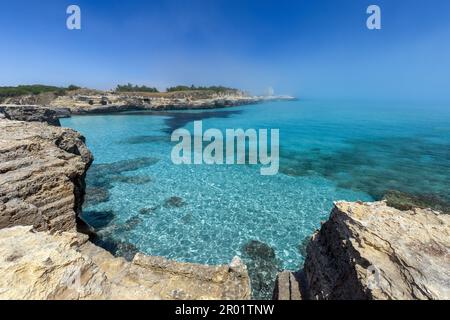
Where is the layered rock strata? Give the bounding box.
[0,118,92,231]
[275,201,450,300]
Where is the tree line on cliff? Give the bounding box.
[0,84,238,98]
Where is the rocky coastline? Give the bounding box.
[0,111,251,299]
[0,106,448,300]
[1,88,296,116]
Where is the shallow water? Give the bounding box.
[61,99,450,299]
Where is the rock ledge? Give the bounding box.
[0,118,92,231]
[275,201,450,300]
[0,226,251,300]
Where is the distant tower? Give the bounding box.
[265,87,274,96]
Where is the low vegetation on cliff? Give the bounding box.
[0,84,79,100]
[0,84,240,102]
[115,83,159,93]
[166,85,238,93]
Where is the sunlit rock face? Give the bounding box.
[303,201,450,300]
[0,226,251,300]
[0,118,92,231]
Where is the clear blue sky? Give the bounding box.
[1,0,450,99]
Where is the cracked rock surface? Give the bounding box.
[0,226,251,300]
[0,118,92,231]
[304,201,450,300]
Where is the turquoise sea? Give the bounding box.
[61,100,450,298]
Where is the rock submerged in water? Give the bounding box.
[286,201,450,300]
[243,240,276,260]
[121,135,169,145]
[85,158,157,191]
[84,186,110,206]
[383,190,450,214]
[242,240,282,300]
[139,197,186,215]
[90,157,159,176]
[109,175,152,185]
[164,196,186,208]
[139,207,158,215]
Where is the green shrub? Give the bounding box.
[115,83,159,93]
[166,85,238,93]
[0,84,78,98]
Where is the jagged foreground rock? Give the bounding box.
[0,118,92,231]
[0,226,251,299]
[0,105,63,126]
[276,201,450,300]
[0,116,251,300]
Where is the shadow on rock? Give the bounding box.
[109,175,152,185]
[84,186,110,207]
[80,210,115,230]
[139,206,159,215]
[86,157,158,189]
[279,136,450,202]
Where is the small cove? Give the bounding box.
[62,99,450,299]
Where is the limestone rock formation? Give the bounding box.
[0,105,61,126]
[0,226,109,299]
[303,201,450,300]
[2,88,295,115]
[0,226,251,300]
[0,118,93,231]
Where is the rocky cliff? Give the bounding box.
[0,226,251,299]
[275,201,450,300]
[0,105,62,126]
[0,118,92,231]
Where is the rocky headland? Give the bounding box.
[1,87,296,115]
[0,117,92,231]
